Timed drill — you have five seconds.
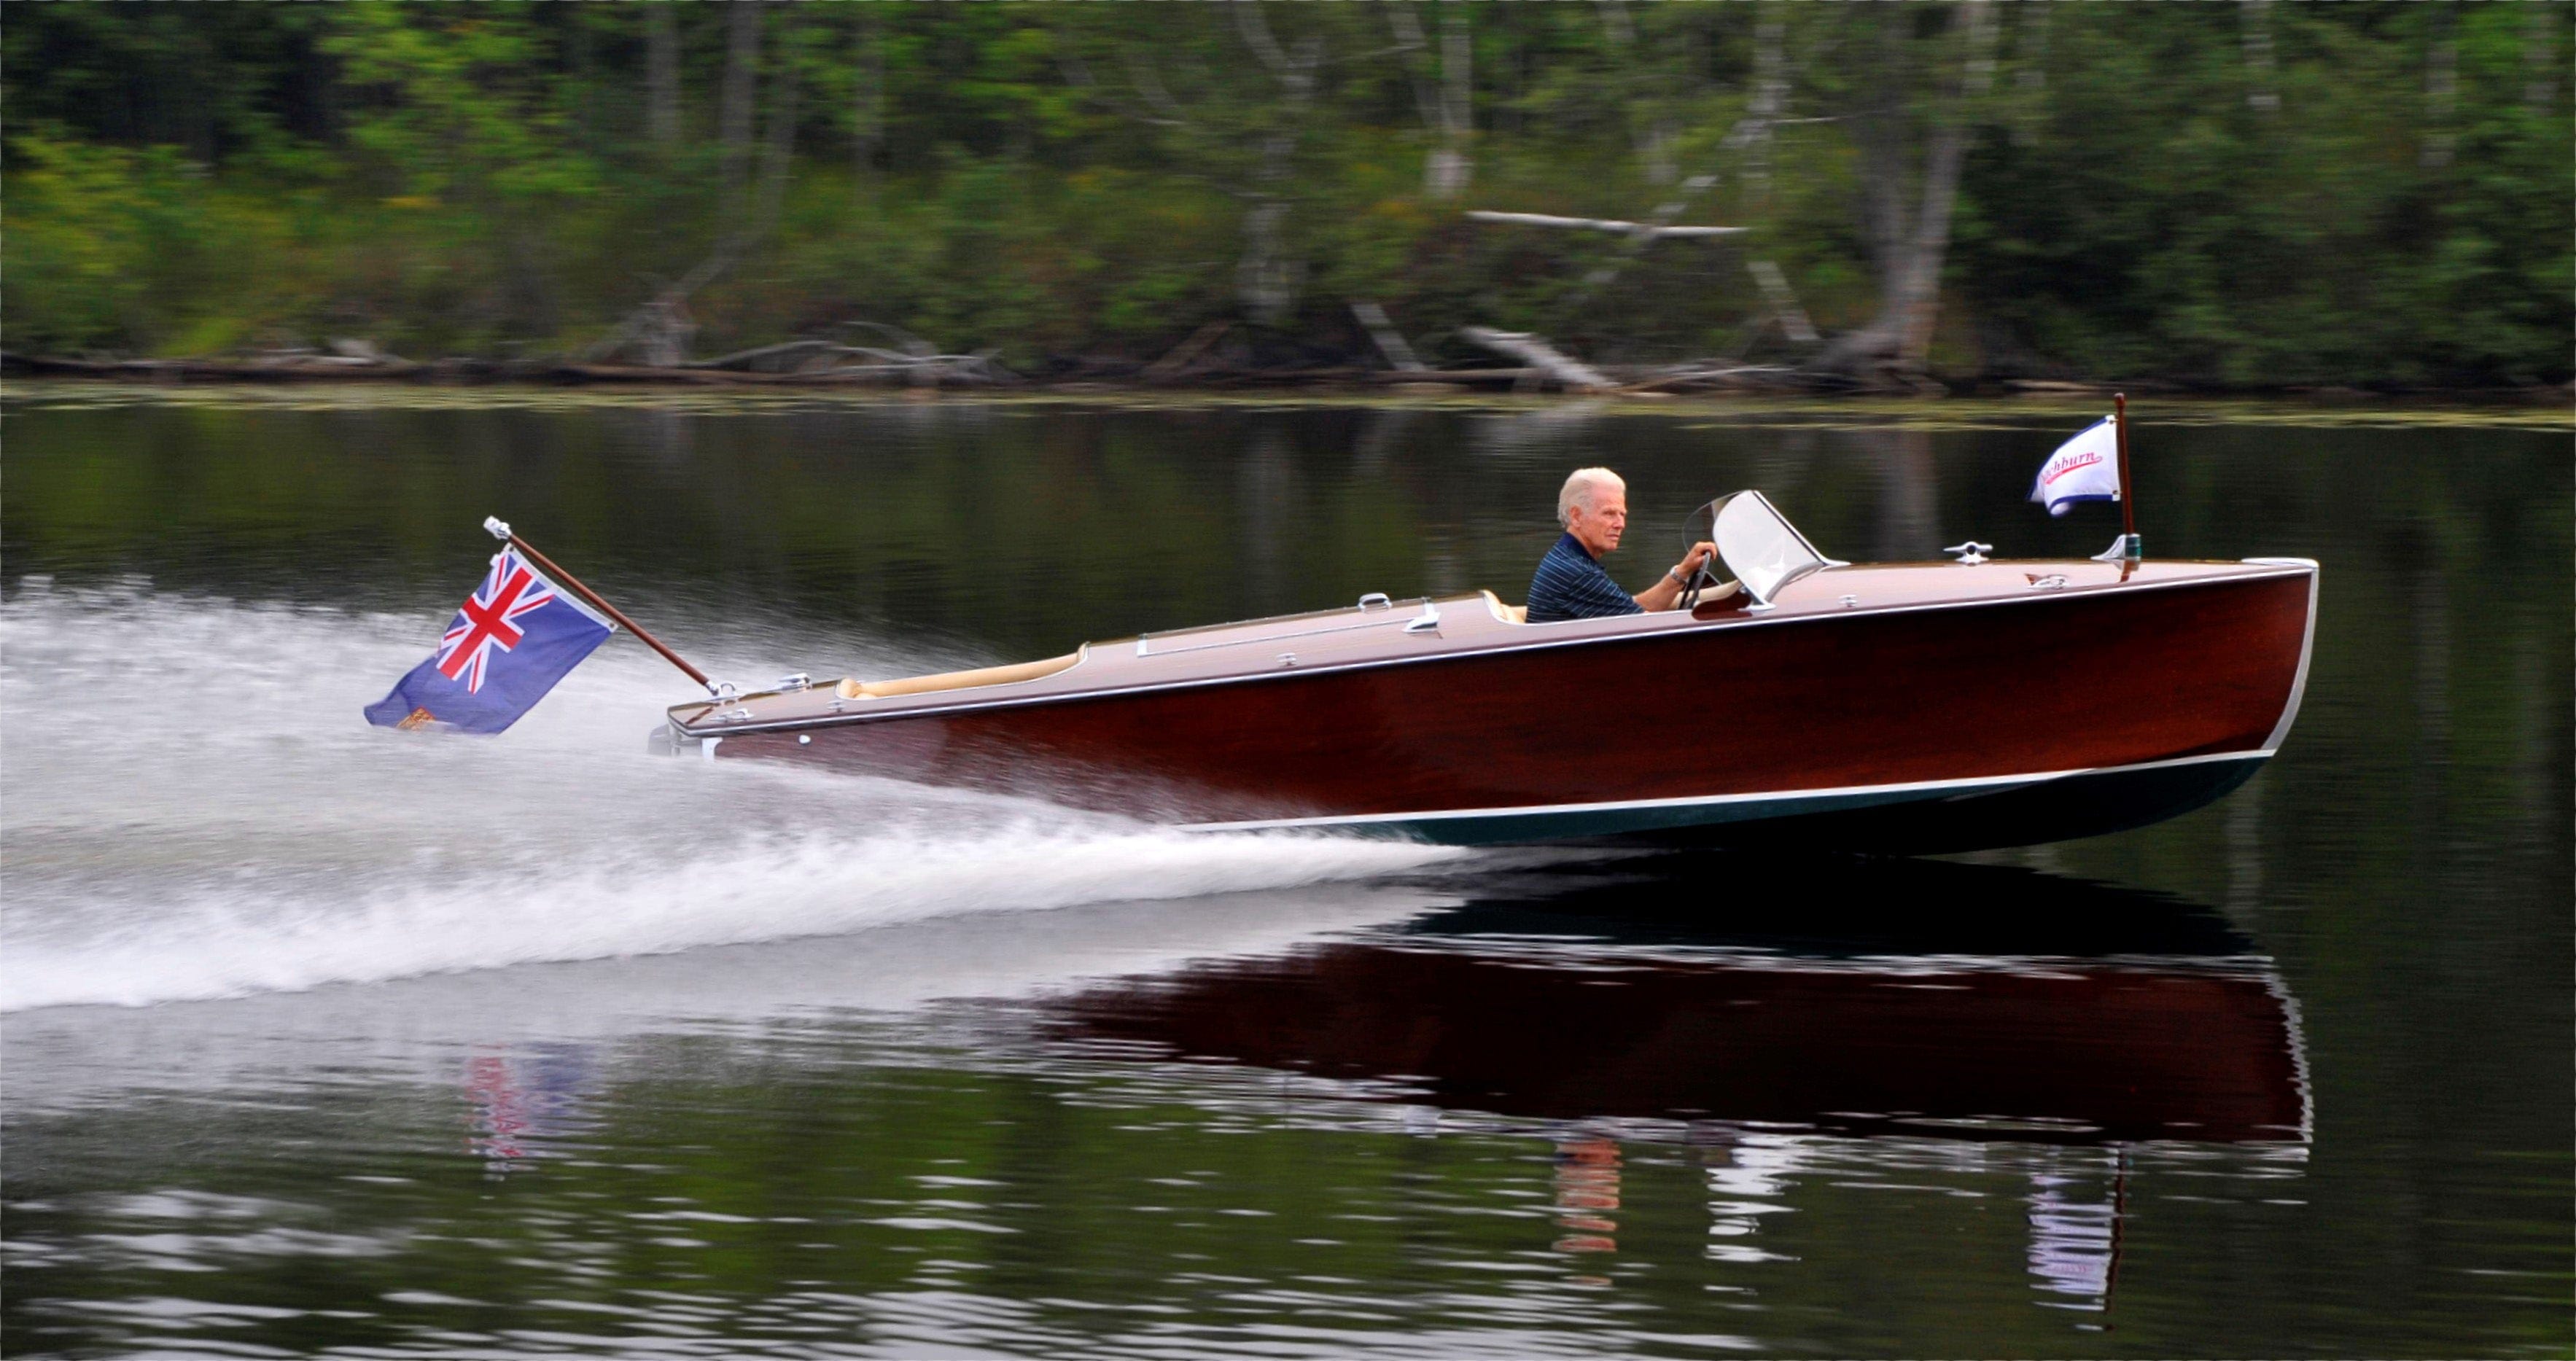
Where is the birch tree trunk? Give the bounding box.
[1431,7,1474,200]
[2241,0,2280,114]
[1741,11,1788,206]
[1233,7,1321,327]
[1390,5,1472,201]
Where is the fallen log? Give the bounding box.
[1349,302,1427,372]
[686,339,848,372]
[0,353,426,382]
[1141,321,1233,382]
[1457,327,1614,392]
[1466,210,1744,241]
[1363,367,1543,388]
[1616,363,1834,395]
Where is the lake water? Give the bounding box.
[3,386,2567,1357]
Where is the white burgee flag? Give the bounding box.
[2029,416,2122,518]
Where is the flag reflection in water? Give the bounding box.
[462,1044,599,1173]
[1553,1136,1622,1265]
[1703,1130,1803,1264]
[2027,1150,2126,1311]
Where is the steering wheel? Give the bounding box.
[1678,499,1723,611]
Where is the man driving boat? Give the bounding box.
[1526,467,1719,623]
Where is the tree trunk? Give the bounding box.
[2241,0,2280,114]
[2529,4,2562,111]
[757,5,801,232]
[1892,9,1993,375]
[1233,7,1322,328]
[1599,0,1675,186]
[720,0,764,204]
[1431,7,1474,200]
[648,2,680,149]
[1811,0,1998,385]
[1388,6,1471,201]
[585,4,794,367]
[1529,9,1781,328]
[853,12,884,196]
[2421,9,2457,170]
[2012,1,2050,148]
[570,12,597,151]
[1743,11,1788,206]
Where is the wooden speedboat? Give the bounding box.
[659,492,2318,851]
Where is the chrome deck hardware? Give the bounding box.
[1357,592,1393,609]
[1404,598,1442,633]
[1942,542,1993,566]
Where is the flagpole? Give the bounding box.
[2114,392,2140,560]
[484,518,719,695]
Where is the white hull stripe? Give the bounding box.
[1179,748,2273,835]
[2244,558,2321,752]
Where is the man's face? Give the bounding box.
[1568,485,1628,558]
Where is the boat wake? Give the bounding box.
[0,582,1466,1012]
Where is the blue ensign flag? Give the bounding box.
[364,548,616,735]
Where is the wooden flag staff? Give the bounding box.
[2089,393,2144,566]
[2114,392,2140,558]
[483,517,720,695]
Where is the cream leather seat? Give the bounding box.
[835,650,1083,701]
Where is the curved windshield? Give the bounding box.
[1710,490,1834,605]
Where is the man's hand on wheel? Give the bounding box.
[1673,542,1717,582]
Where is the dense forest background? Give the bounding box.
[5,1,2568,389]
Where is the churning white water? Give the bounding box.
[0,581,1466,1012]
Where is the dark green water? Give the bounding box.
[3,387,2567,1357]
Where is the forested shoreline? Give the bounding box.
[6,3,2568,393]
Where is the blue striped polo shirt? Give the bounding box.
[1526,531,1643,623]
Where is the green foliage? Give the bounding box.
[1956,3,2575,388]
[1,2,2564,386]
[0,130,303,356]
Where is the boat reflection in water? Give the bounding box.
[1044,854,2310,1315]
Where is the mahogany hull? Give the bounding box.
[680,559,2317,850]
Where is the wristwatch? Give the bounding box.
[1667,566,1689,585]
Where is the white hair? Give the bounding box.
[1557,467,1626,529]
